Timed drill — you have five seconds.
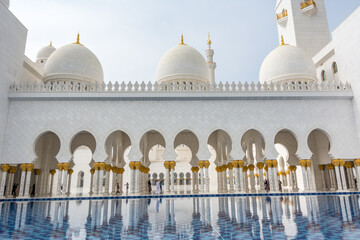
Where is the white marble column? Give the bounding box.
[332,160,343,191]
[248,164,255,192]
[6,170,14,197]
[166,168,171,192]
[329,168,336,190]
[89,169,95,195]
[130,163,135,194]
[56,165,63,195]
[118,169,124,194]
[305,160,314,191]
[0,165,10,197]
[170,168,175,192]
[257,162,265,192]
[200,165,205,192]
[98,163,106,194]
[104,165,111,195]
[49,170,56,196]
[111,167,117,195]
[228,167,234,192]
[135,168,140,194]
[24,165,34,197]
[319,165,326,191]
[67,169,73,196]
[239,164,245,192]
[354,159,360,191]
[339,160,347,190]
[233,164,239,191]
[300,160,309,191]
[293,168,299,191]
[61,163,70,195]
[272,163,279,191]
[205,162,210,192]
[19,164,26,197]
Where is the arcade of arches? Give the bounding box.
[1,129,360,198]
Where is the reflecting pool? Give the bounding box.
[0,195,360,239]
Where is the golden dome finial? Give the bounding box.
[76,33,80,44]
[180,34,184,45]
[281,35,285,46]
[207,33,212,47]
[73,33,83,45]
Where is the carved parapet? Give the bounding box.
[9,80,352,94]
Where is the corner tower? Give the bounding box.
[275,0,331,57]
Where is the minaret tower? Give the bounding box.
[205,34,216,85]
[275,0,331,57]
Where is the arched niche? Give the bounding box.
[241,129,265,164]
[274,129,299,166]
[104,130,131,167]
[207,129,232,166]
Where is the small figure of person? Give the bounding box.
[159,180,163,192]
[30,184,35,197]
[148,180,152,194]
[60,184,63,195]
[156,180,160,194]
[12,183,17,197]
[278,180,282,192]
[126,182,129,194]
[116,183,120,195]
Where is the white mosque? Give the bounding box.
[1,0,360,199]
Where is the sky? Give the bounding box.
[9,0,360,83]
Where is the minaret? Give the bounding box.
[275,0,331,57]
[205,33,216,85]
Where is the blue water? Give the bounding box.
[0,195,359,239]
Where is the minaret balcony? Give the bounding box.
[276,9,288,25]
[301,0,317,16]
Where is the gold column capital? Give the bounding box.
[354,159,360,167]
[305,159,311,167]
[26,163,34,172]
[57,163,64,171]
[134,162,141,170]
[119,168,125,174]
[285,170,290,175]
[265,160,273,168]
[264,165,268,172]
[248,164,255,171]
[339,159,345,167]
[34,169,41,175]
[299,160,307,167]
[129,162,136,170]
[256,162,264,169]
[90,169,95,175]
[198,161,204,168]
[163,161,170,170]
[170,161,176,169]
[243,166,248,172]
[204,161,210,168]
[50,169,57,175]
[63,163,70,171]
[227,162,234,170]
[105,164,112,172]
[68,169,74,175]
[1,164,10,172]
[326,164,334,170]
[232,160,239,168]
[112,166,118,173]
[20,164,27,171]
[99,162,106,170]
[319,165,325,171]
[332,159,340,167]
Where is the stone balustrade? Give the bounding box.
[9,80,351,93]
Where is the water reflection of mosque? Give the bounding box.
[0,195,359,238]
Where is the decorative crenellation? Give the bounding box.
[276,9,288,20]
[9,80,351,94]
[301,0,316,10]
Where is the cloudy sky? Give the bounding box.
[9,0,359,83]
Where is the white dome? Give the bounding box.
[259,44,316,83]
[156,44,209,84]
[36,44,56,63]
[44,43,103,84]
